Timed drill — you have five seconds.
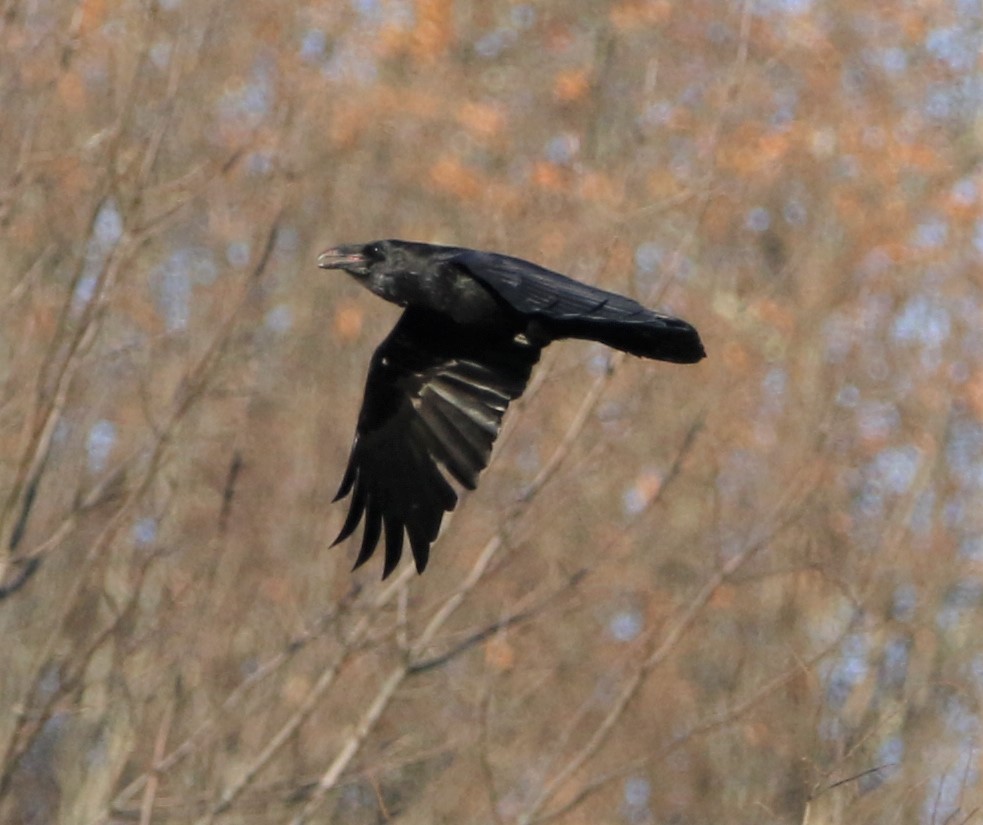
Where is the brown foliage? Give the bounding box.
[1,0,981,824]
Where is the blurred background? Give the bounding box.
[1,0,982,822]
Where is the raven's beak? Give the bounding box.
[317,246,367,270]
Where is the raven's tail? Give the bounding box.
[544,313,706,364]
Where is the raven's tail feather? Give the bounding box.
[545,315,706,364]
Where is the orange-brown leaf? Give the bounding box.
[332,300,364,344]
[428,156,483,200]
[484,636,515,672]
[553,68,591,103]
[457,101,506,138]
[611,0,672,30]
[411,0,454,62]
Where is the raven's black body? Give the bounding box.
[318,239,704,577]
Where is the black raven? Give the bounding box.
[318,240,705,578]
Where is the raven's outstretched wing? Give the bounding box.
[333,308,541,577]
[450,249,705,364]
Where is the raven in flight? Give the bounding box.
[318,240,705,578]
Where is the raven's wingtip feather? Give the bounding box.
[333,457,358,502]
[412,545,430,574]
[381,517,405,579]
[332,519,358,547]
[332,482,351,503]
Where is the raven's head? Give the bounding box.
[317,241,391,280]
[318,240,425,301]
[318,239,462,307]
[318,239,471,309]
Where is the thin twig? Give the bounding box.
[13,215,282,818]
[102,593,355,821]
[138,700,175,825]
[539,626,853,824]
[519,468,819,824]
[285,537,503,825]
[200,567,414,822]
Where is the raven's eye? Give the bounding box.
[366,243,384,259]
